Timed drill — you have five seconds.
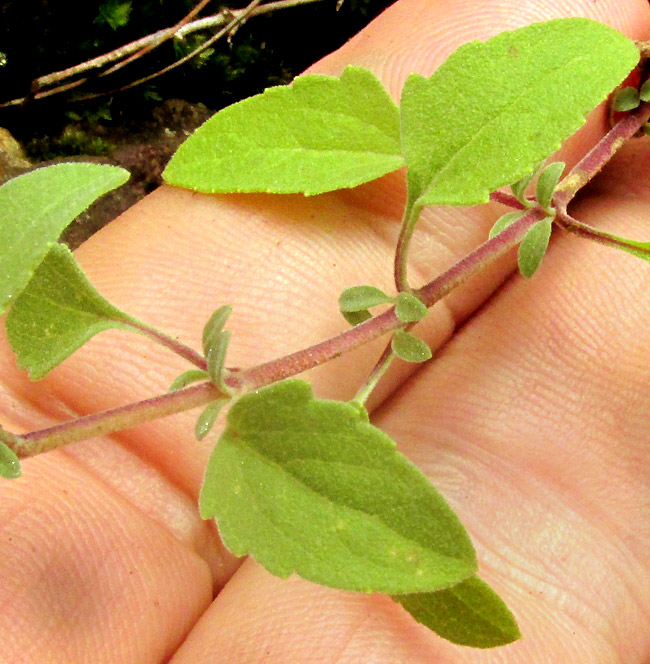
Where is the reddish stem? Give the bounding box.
[15,382,221,457]
[5,108,646,456]
[553,101,650,211]
[230,207,546,392]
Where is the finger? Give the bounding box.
[157,2,647,664]
[0,3,645,660]
[168,126,650,664]
[0,451,217,662]
[2,0,643,503]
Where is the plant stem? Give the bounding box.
[554,210,650,256]
[553,101,650,212]
[0,424,27,451]
[490,190,526,210]
[99,0,215,79]
[352,343,395,406]
[123,319,207,370]
[5,110,644,456]
[7,206,545,457]
[233,206,546,392]
[394,200,421,293]
[74,0,265,103]
[12,382,222,458]
[415,207,547,305]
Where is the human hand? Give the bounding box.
[1,0,650,661]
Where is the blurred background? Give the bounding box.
[0,0,395,243]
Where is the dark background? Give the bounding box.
[0,0,396,159]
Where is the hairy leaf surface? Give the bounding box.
[518,217,553,278]
[195,399,228,441]
[200,380,476,593]
[394,292,428,323]
[202,305,233,356]
[535,161,565,210]
[391,330,432,363]
[488,211,527,240]
[169,369,210,393]
[164,66,404,195]
[6,244,140,379]
[0,439,21,479]
[394,576,521,648]
[0,163,128,315]
[342,309,372,325]
[401,18,638,207]
[339,285,393,312]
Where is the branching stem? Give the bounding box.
[553,101,650,211]
[74,0,264,103]
[554,210,650,257]
[353,343,395,406]
[3,109,643,457]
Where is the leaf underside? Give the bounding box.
[163,65,404,195]
[200,380,476,594]
[401,18,639,207]
[393,576,521,648]
[0,163,129,316]
[6,244,138,379]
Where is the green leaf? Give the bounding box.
[393,576,521,648]
[5,244,139,379]
[510,160,543,204]
[206,330,231,388]
[342,309,372,326]
[400,18,639,207]
[639,80,650,102]
[535,161,565,210]
[517,217,553,278]
[169,369,210,392]
[394,292,428,323]
[0,439,21,479]
[0,163,129,316]
[200,380,476,593]
[163,66,404,196]
[574,226,650,264]
[612,86,640,111]
[339,285,394,312]
[202,305,233,356]
[195,399,228,441]
[95,0,132,30]
[391,330,432,363]
[488,210,526,239]
[610,238,650,261]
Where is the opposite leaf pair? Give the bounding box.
[339,286,432,362]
